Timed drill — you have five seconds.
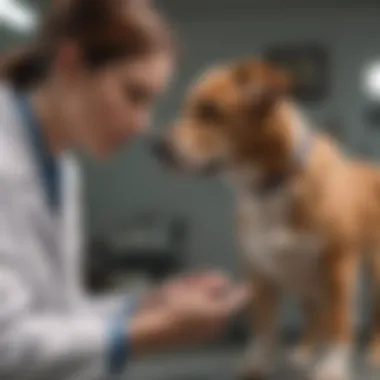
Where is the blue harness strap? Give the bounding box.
[15,93,61,212]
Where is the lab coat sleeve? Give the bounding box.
[85,293,139,319]
[0,274,133,380]
[0,181,132,380]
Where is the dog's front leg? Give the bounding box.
[366,250,380,367]
[313,248,358,380]
[290,298,325,370]
[239,276,279,380]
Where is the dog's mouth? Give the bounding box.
[150,138,224,176]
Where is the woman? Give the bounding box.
[0,1,249,379]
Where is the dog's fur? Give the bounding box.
[154,59,380,380]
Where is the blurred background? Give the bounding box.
[2,0,380,379]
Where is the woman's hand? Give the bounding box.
[129,272,251,356]
[138,271,232,310]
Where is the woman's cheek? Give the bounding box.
[98,91,123,126]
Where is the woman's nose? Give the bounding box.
[135,111,151,133]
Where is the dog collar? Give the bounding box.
[254,125,314,196]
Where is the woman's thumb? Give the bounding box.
[219,284,253,315]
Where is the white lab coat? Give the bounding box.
[0,83,133,380]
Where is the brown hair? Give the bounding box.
[1,0,176,89]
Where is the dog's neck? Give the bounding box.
[226,101,314,196]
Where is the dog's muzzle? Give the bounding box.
[150,137,224,176]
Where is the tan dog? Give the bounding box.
[153,59,380,380]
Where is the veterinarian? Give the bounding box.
[0,1,250,379]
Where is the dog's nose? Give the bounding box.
[150,137,175,164]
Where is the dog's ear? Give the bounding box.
[235,61,292,120]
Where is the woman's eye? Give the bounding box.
[125,85,150,105]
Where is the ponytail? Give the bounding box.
[0,47,49,90]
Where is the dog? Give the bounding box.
[152,59,380,380]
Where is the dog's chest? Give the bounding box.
[238,190,324,293]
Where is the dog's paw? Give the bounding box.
[288,344,316,371]
[366,341,380,368]
[312,346,351,380]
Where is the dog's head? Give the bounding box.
[153,59,293,175]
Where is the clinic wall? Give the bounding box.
[0,27,26,53]
[82,3,379,329]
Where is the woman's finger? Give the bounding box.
[189,272,231,294]
[181,271,230,287]
[164,271,231,297]
[213,284,252,316]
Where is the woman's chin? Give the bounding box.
[90,141,127,160]
[86,144,114,160]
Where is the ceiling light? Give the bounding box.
[0,0,37,32]
[363,60,380,101]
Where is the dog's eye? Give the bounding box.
[195,101,222,123]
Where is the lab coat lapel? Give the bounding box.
[60,155,85,310]
[5,88,66,310]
